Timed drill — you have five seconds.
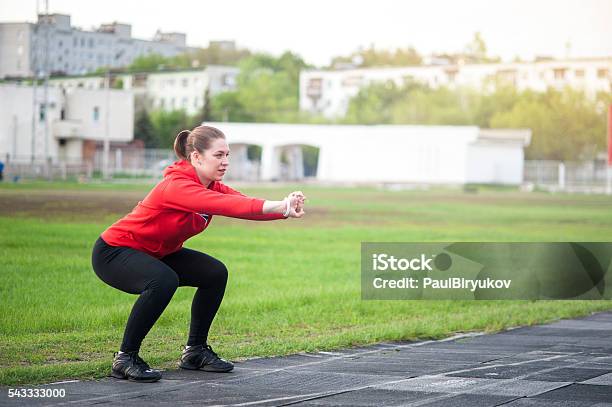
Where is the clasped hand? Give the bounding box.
[285,191,306,218]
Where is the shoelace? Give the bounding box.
[115,351,152,371]
[204,344,219,359]
[133,354,154,371]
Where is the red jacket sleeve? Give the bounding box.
[214,182,287,221]
[161,178,267,218]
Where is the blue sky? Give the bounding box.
[1,0,611,66]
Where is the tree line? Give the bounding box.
[130,39,611,161]
[343,81,611,161]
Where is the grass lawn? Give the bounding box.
[1,181,612,386]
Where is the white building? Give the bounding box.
[208,122,531,185]
[47,66,239,115]
[0,13,190,79]
[146,66,238,114]
[0,83,134,164]
[300,57,612,118]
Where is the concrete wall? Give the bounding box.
[0,84,62,162]
[65,88,134,142]
[466,142,525,184]
[207,122,530,184]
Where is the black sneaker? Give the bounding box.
[179,344,234,372]
[111,351,162,382]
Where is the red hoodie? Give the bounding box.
[101,160,285,258]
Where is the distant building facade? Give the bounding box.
[0,83,134,164]
[0,13,190,78]
[300,57,612,118]
[47,65,239,115]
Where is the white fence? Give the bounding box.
[2,149,176,181]
[523,160,612,193]
[2,155,93,182]
[2,152,611,195]
[92,148,176,177]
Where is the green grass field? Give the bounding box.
[1,181,612,386]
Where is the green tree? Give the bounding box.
[192,89,212,125]
[128,54,169,72]
[209,52,311,123]
[344,80,475,125]
[331,45,422,68]
[490,88,610,160]
[464,32,488,62]
[344,79,610,160]
[134,110,158,147]
[209,91,253,122]
[150,110,192,148]
[188,43,251,66]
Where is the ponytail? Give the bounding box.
[173,126,226,162]
[173,130,191,160]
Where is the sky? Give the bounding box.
[1,0,611,67]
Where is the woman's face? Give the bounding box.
[191,138,230,185]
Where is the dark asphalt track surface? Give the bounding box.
[2,311,612,406]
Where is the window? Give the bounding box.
[80,38,85,47]
[553,68,567,80]
[306,78,323,97]
[597,68,609,79]
[170,98,176,109]
[93,106,100,122]
[182,97,188,107]
[575,69,585,78]
[58,40,63,48]
[182,78,189,87]
[340,75,362,87]
[39,104,46,122]
[88,38,94,48]
[447,70,460,82]
[193,97,199,108]
[73,37,77,47]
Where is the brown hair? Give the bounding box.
[173,125,226,161]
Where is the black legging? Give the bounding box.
[91,236,228,353]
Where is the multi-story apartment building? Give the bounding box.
[47,65,239,115]
[0,83,134,164]
[0,13,191,78]
[300,57,612,118]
